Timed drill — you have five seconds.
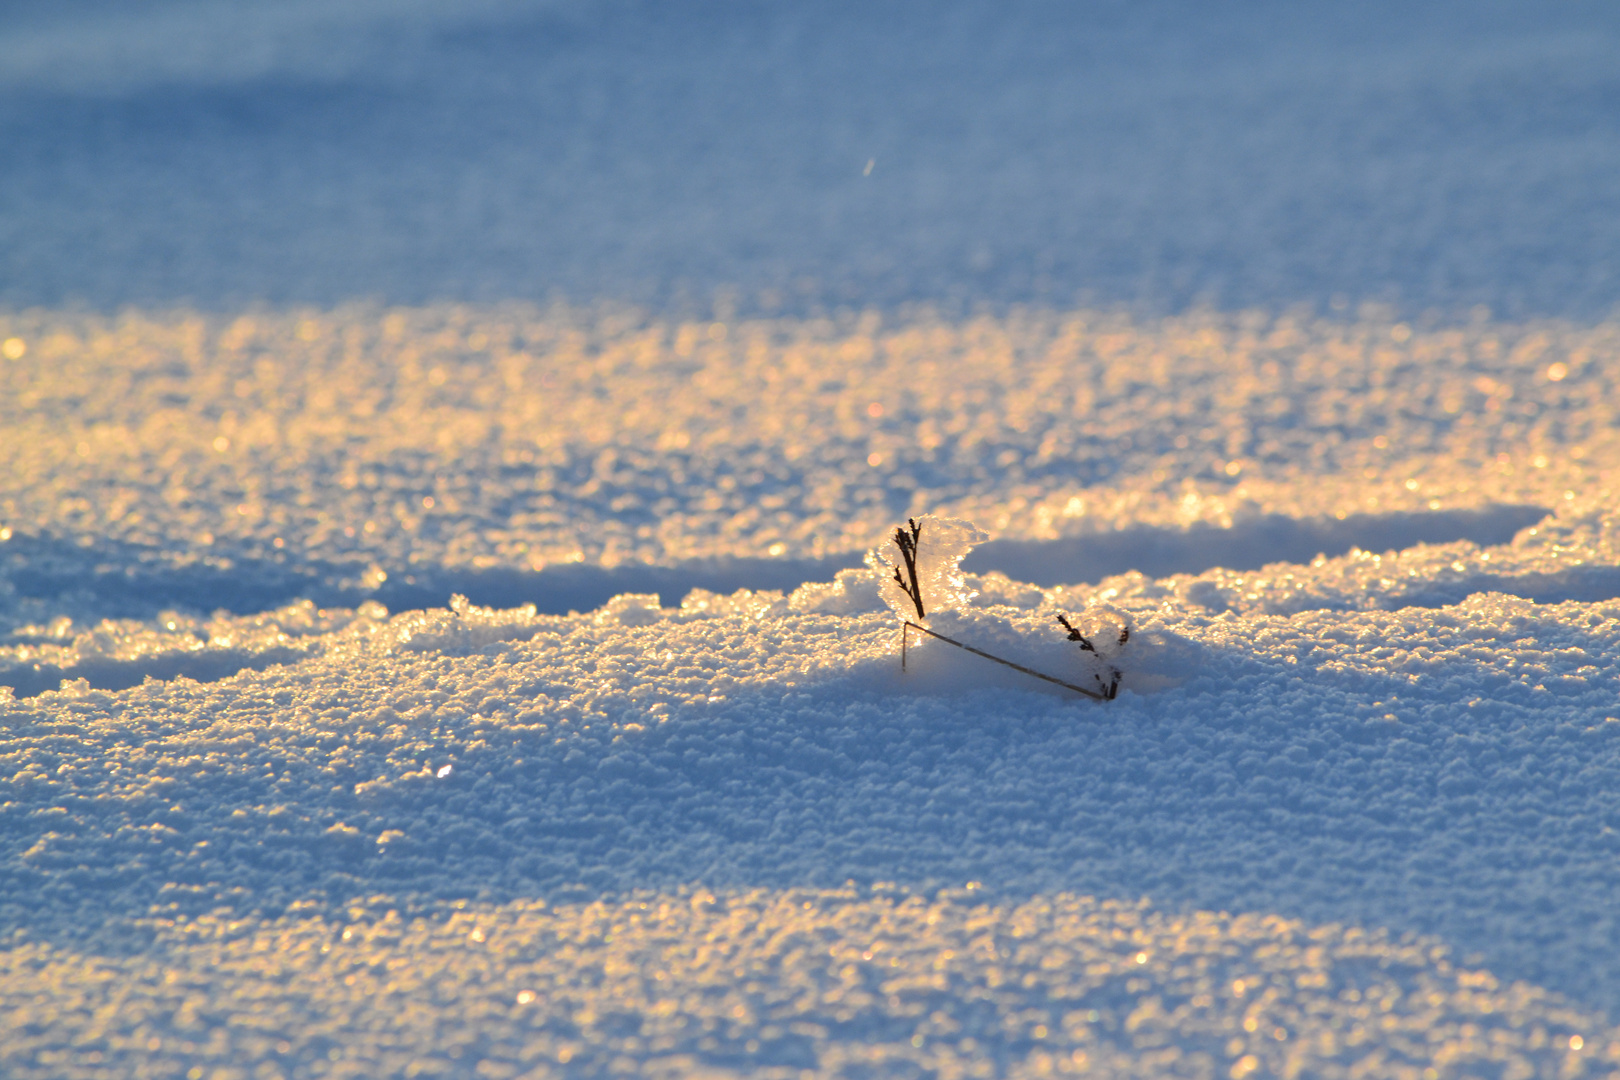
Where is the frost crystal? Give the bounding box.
[872,515,989,622]
[1058,604,1132,661]
[1056,604,1134,699]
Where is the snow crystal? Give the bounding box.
[872,515,989,622]
[390,595,545,653]
[677,587,788,621]
[787,567,887,616]
[590,593,666,628]
[1057,602,1133,662]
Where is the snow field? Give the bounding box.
[0,304,1611,587]
[1,888,1605,1080]
[8,2,1620,1073]
[4,303,1620,1075]
[4,1,1619,320]
[6,568,1620,1025]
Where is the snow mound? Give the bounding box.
[389,594,549,653]
[788,567,888,616]
[678,587,788,621]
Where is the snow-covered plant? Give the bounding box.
[878,515,1121,702]
[873,515,988,622]
[1056,606,1132,700]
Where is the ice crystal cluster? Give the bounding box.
[873,515,989,622]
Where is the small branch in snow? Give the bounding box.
[891,518,926,620]
[902,620,1108,701]
[1056,613,1129,700]
[881,514,1116,702]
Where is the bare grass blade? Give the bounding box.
[900,620,1109,701]
[891,518,926,620]
[882,515,1123,701]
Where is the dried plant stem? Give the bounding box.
[901,621,1107,701]
[892,518,926,620]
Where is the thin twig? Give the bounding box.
[1056,613,1126,699]
[892,518,926,620]
[902,621,1107,700]
[1055,613,1094,652]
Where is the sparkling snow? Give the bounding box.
[5,302,1620,1078]
[5,2,1620,1078]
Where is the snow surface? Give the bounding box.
[7,1,1620,1077]
[4,0,1620,318]
[4,302,1620,1078]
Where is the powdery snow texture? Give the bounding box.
[2,890,1601,1080]
[2,304,1620,1078]
[0,305,1610,584]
